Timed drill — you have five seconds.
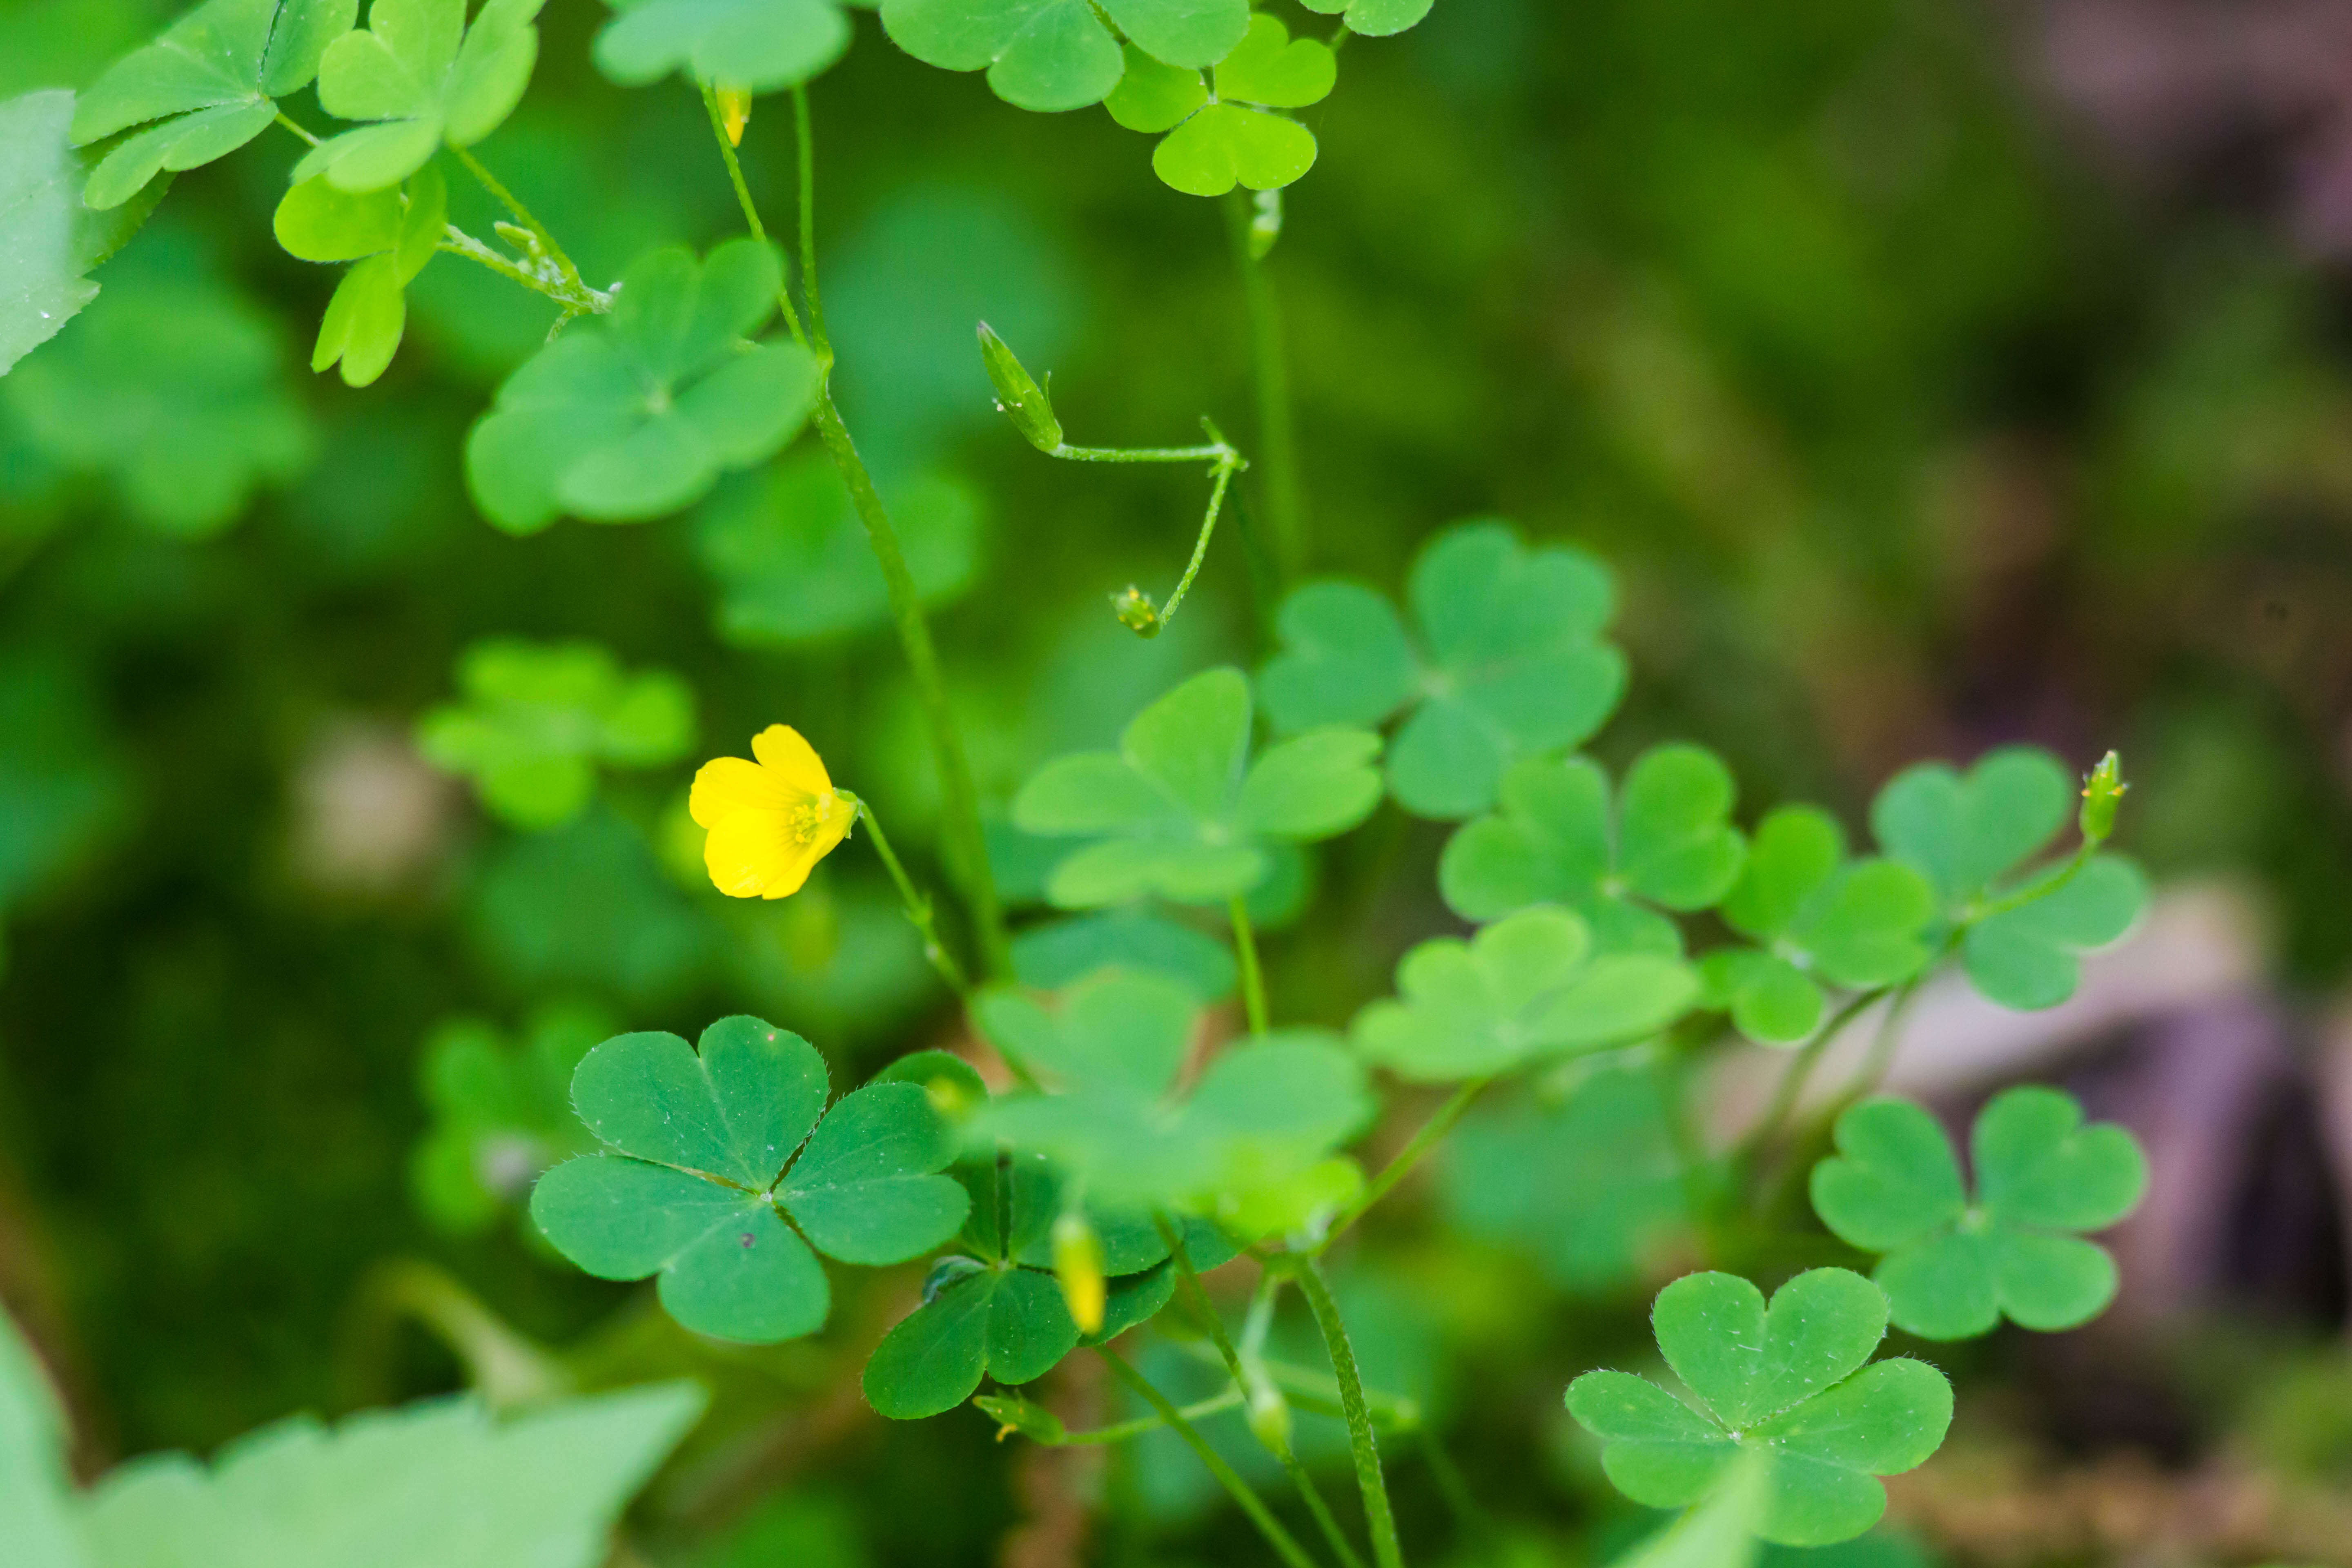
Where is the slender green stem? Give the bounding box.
[700,81,808,350]
[274,110,321,146]
[1224,192,1304,581]
[791,86,828,351]
[1415,1428,1488,1541]
[1025,1387,1245,1445]
[1053,442,1234,463]
[811,392,1011,976]
[1229,895,1270,1035]
[1175,1341,1421,1430]
[1155,457,1238,633]
[452,146,586,296]
[841,794,968,996]
[434,227,609,314]
[1734,987,1886,1162]
[1096,1350,1326,1568]
[1313,1078,1490,1255]
[1967,840,2098,922]
[1291,1259,1405,1568]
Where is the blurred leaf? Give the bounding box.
[1352,906,1696,1082]
[466,239,818,533]
[1870,746,2072,910]
[533,1016,967,1341]
[416,637,695,831]
[410,1000,611,1236]
[694,456,981,646]
[1961,857,2146,1009]
[1296,0,1434,38]
[1810,1089,2147,1340]
[1261,520,1626,818]
[594,0,850,96]
[1009,907,1236,1000]
[1567,1269,1951,1546]
[880,0,1247,113]
[0,1308,83,1568]
[296,0,546,191]
[466,808,722,1003]
[724,875,944,1044]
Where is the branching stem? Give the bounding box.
[452,146,587,299]
[1096,1350,1325,1568]
[841,793,967,996]
[1314,1077,1491,1256]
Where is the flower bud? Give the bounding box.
[977,322,1063,452]
[1051,1212,1106,1335]
[715,86,752,147]
[2079,750,2126,844]
[1113,586,1162,637]
[1245,1379,1293,1459]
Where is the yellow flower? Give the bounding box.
[688,725,856,899]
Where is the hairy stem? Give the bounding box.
[452,146,586,298]
[1054,442,1234,463]
[1292,1259,1405,1568]
[434,227,609,314]
[1096,1350,1326,1568]
[1314,1077,1490,1255]
[1229,895,1270,1036]
[843,794,967,996]
[1224,192,1304,581]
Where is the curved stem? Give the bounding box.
[1096,1350,1326,1568]
[842,793,967,996]
[1154,456,1238,633]
[1229,895,1269,1036]
[452,145,586,297]
[700,81,808,350]
[791,86,828,351]
[1313,1077,1490,1256]
[1291,1259,1405,1568]
[434,227,609,314]
[1224,192,1304,582]
[1734,987,1886,1162]
[274,110,321,146]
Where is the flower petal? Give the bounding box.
[752,724,833,795]
[704,808,797,898]
[763,796,856,899]
[690,755,800,828]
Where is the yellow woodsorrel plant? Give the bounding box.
[9,2,2155,1561]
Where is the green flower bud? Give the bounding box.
[2079,750,2126,844]
[1245,1379,1292,1459]
[977,322,1063,453]
[1112,586,1162,638]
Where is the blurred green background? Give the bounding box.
[9,0,2352,1562]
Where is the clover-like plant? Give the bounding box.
[1566,1269,1953,1546]
[1105,16,1337,198]
[1872,745,2147,1009]
[1259,519,1627,818]
[531,1016,969,1342]
[880,0,1251,114]
[272,165,444,386]
[1011,666,1382,909]
[972,969,1373,1228]
[416,638,695,830]
[68,0,356,209]
[294,0,544,192]
[466,239,822,534]
[1697,805,1937,1045]
[1439,745,1746,953]
[1810,1087,2149,1340]
[1352,906,1697,1082]
[592,0,851,98]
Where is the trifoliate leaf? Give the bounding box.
[1440,746,1745,954]
[78,1381,706,1568]
[973,971,1372,1222]
[1961,857,2147,1010]
[532,1016,969,1342]
[1010,907,1237,1001]
[1011,667,1381,907]
[1810,1089,2147,1340]
[466,239,819,534]
[694,455,982,646]
[1352,905,1697,1082]
[277,164,444,386]
[295,0,546,192]
[1260,520,1626,818]
[415,638,694,830]
[1698,805,1936,1045]
[2,232,314,535]
[3,89,170,376]
[1566,1269,1952,1546]
[880,0,1250,113]
[595,0,851,96]
[1444,1067,1697,1291]
[410,1001,610,1236]
[1296,0,1436,38]
[1130,15,1333,197]
[68,0,357,208]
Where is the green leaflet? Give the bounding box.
[1440,745,1747,952]
[1296,0,1437,39]
[881,0,1251,114]
[1605,1454,1768,1568]
[862,1151,1238,1418]
[295,0,546,192]
[1009,907,1238,1001]
[2,90,167,376]
[595,0,851,96]
[531,1016,969,1342]
[68,0,356,208]
[971,969,1372,1224]
[1697,804,1936,1045]
[1870,746,2147,1008]
[1566,1270,1953,1547]
[1108,17,1336,198]
[1810,1088,2148,1340]
[1259,519,1627,819]
[275,163,445,386]
[1011,666,1382,907]
[465,239,821,534]
[409,1001,610,1236]
[414,637,696,830]
[1443,1066,1698,1291]
[1351,905,1698,1082]
[694,455,983,646]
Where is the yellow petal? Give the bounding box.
[751,724,833,796]
[704,809,796,898]
[763,795,856,899]
[689,755,800,829]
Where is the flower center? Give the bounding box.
[787,798,831,844]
